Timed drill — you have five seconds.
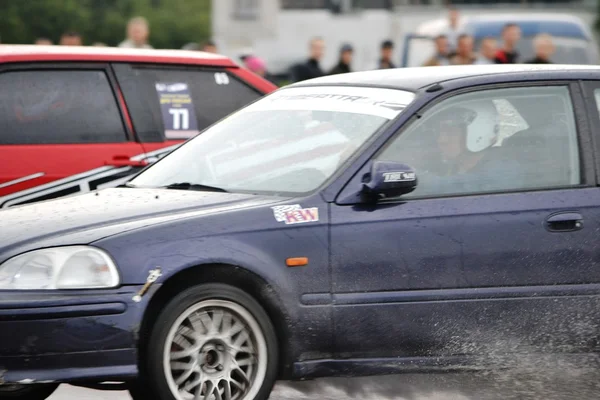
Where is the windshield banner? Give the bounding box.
[156,82,200,139]
[246,86,415,120]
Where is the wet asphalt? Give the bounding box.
[48,370,600,400]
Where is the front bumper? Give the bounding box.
[0,285,151,384]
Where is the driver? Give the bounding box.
[422,103,523,194]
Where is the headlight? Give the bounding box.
[0,246,120,290]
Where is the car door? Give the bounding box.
[330,83,600,363]
[113,63,268,164]
[0,65,144,208]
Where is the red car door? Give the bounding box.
[0,65,145,208]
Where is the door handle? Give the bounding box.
[545,212,583,232]
[104,155,148,168]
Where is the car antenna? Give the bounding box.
[425,83,443,93]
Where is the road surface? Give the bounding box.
[49,370,600,400]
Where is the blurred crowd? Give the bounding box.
[26,9,558,86]
[422,8,555,66]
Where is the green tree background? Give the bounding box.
[0,0,211,48]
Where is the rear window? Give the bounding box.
[134,68,263,140]
[0,70,127,145]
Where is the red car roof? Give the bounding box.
[0,45,237,67]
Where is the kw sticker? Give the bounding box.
[272,204,319,225]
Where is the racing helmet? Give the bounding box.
[432,100,499,153]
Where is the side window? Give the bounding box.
[0,70,126,145]
[135,67,262,140]
[377,86,580,199]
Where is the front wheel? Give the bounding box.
[135,283,279,400]
[0,384,59,400]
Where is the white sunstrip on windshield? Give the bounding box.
[199,87,415,190]
[244,86,415,120]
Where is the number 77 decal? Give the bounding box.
[169,108,189,130]
[155,82,200,139]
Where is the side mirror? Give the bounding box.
[362,161,417,202]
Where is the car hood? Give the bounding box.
[0,188,286,260]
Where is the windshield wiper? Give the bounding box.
[161,182,228,193]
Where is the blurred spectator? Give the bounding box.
[423,35,450,67]
[475,37,497,65]
[93,42,107,47]
[377,40,396,69]
[329,44,353,75]
[443,7,462,53]
[59,32,82,46]
[526,34,555,64]
[35,38,53,45]
[290,37,325,82]
[119,17,153,49]
[451,34,475,65]
[202,39,218,53]
[495,23,521,64]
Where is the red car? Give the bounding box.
[0,45,276,208]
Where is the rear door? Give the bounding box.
[113,64,268,162]
[0,64,143,208]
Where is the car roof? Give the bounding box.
[0,45,237,67]
[415,13,590,39]
[289,64,600,92]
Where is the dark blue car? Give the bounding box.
[3,64,600,400]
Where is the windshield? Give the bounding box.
[129,86,415,195]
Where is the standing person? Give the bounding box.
[450,34,476,65]
[495,23,521,64]
[35,38,53,45]
[290,37,325,83]
[202,39,218,53]
[329,44,353,75]
[59,32,82,46]
[443,7,462,53]
[423,35,450,67]
[526,34,555,64]
[474,37,498,65]
[377,39,396,69]
[118,17,153,49]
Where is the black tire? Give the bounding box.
[0,384,59,400]
[132,283,279,400]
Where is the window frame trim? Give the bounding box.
[577,79,600,186]
[339,80,595,205]
[0,62,133,144]
[129,64,264,95]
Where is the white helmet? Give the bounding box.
[433,100,499,153]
